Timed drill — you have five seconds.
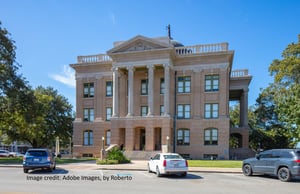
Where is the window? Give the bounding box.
[177,76,191,93]
[83,108,94,122]
[106,81,113,97]
[204,103,219,119]
[160,105,164,116]
[141,106,148,116]
[203,154,218,160]
[204,128,218,145]
[83,83,94,98]
[141,79,148,95]
[83,130,93,146]
[177,104,191,119]
[205,75,219,92]
[106,130,111,146]
[106,107,112,121]
[160,78,165,94]
[177,128,190,145]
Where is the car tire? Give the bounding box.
[53,165,56,170]
[181,172,187,177]
[242,164,253,176]
[23,169,28,173]
[278,167,291,182]
[156,166,161,177]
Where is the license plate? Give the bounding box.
[33,158,39,162]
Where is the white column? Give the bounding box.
[163,64,170,116]
[112,67,119,117]
[147,65,154,116]
[127,66,135,116]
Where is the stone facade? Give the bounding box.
[70,35,252,159]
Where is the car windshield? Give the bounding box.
[163,154,182,159]
[27,151,47,157]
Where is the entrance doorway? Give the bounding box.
[139,128,146,150]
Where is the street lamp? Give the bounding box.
[101,136,105,160]
[166,136,170,153]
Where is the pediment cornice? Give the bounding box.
[107,35,172,54]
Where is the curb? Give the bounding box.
[0,164,242,174]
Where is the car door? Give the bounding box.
[252,150,272,173]
[149,154,160,172]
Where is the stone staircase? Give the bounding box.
[123,151,161,160]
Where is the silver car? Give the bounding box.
[148,153,188,177]
[242,149,300,182]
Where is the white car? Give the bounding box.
[148,153,188,177]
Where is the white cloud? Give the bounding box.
[109,11,116,25]
[50,65,75,88]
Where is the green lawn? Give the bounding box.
[188,160,242,168]
[0,157,96,164]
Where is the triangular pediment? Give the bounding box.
[107,35,171,54]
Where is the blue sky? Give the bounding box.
[1,0,300,109]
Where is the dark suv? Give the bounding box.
[242,149,300,182]
[23,148,56,173]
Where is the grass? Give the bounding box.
[187,160,242,168]
[0,157,96,165]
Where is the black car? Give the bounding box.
[242,149,300,182]
[23,148,56,173]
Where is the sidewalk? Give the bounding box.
[0,160,242,173]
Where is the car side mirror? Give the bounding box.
[255,154,260,160]
[150,157,153,160]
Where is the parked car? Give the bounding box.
[23,148,56,173]
[0,150,10,157]
[9,152,24,157]
[242,149,300,182]
[148,153,188,177]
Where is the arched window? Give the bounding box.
[83,130,93,146]
[204,128,218,145]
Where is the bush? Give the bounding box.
[106,147,130,164]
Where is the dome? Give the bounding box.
[171,39,184,47]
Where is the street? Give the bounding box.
[0,167,299,194]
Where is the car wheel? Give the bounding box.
[242,164,253,176]
[53,165,56,170]
[23,169,28,173]
[278,167,291,182]
[156,166,161,177]
[181,172,187,177]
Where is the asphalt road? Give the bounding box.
[0,167,299,194]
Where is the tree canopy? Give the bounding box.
[0,21,73,148]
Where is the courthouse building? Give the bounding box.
[70,35,252,159]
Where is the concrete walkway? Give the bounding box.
[0,160,242,173]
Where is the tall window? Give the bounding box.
[204,103,219,119]
[160,78,165,94]
[106,130,111,146]
[177,76,191,93]
[177,128,190,145]
[141,106,148,116]
[177,104,191,119]
[205,75,219,92]
[106,107,112,121]
[141,79,148,95]
[160,105,164,116]
[83,108,94,122]
[83,130,93,146]
[204,128,218,145]
[83,83,94,98]
[106,81,113,97]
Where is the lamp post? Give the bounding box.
[166,136,170,153]
[101,136,105,160]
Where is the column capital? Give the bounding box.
[126,66,135,71]
[147,64,154,70]
[163,63,170,69]
[112,67,119,72]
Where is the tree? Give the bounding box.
[269,35,300,145]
